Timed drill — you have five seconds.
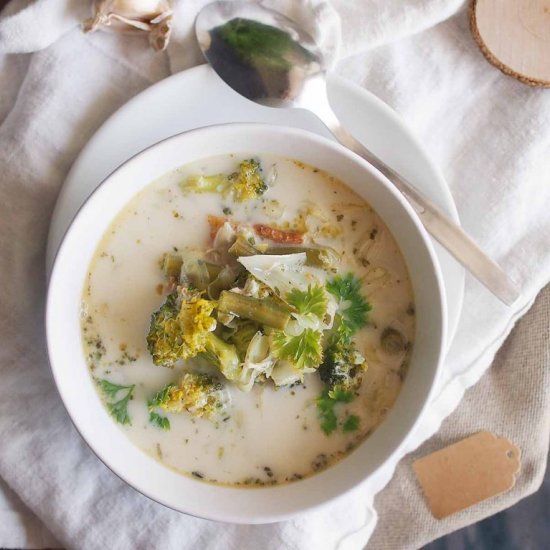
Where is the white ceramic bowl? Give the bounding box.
[46,123,446,523]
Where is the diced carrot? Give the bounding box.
[253,224,304,244]
[209,216,303,244]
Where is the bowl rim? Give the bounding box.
[46,122,447,523]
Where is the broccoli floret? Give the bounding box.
[156,373,229,418]
[230,159,267,202]
[318,339,367,393]
[181,159,267,203]
[200,333,241,382]
[182,174,231,195]
[146,289,216,368]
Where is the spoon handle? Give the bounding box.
[302,80,521,306]
[344,134,521,306]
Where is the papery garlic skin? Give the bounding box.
[82,0,173,51]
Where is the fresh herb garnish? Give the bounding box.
[270,328,323,369]
[316,389,354,435]
[328,387,354,403]
[149,411,170,430]
[148,383,175,408]
[147,383,175,430]
[287,284,327,319]
[99,379,135,425]
[316,392,338,435]
[343,414,360,433]
[326,273,371,340]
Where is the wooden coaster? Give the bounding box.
[470,0,550,87]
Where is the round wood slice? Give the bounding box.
[470,0,550,87]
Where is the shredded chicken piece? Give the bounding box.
[207,215,237,240]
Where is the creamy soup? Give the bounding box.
[81,154,415,486]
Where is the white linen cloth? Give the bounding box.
[1,0,549,548]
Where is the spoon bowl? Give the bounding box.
[196,1,325,106]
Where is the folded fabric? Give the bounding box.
[370,284,550,549]
[0,0,549,548]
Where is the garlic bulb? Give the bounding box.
[83,0,173,51]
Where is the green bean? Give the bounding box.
[265,245,340,269]
[203,333,240,381]
[162,254,183,279]
[218,291,290,330]
[182,258,210,291]
[228,236,258,257]
[208,266,239,300]
[204,261,223,281]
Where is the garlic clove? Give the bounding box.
[83,0,173,51]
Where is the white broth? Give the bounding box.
[81,154,415,486]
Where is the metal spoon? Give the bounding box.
[195,1,521,306]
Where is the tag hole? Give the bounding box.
[506,450,514,459]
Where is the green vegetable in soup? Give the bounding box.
[326,273,371,341]
[146,292,180,367]
[204,261,223,281]
[233,240,338,263]
[207,265,240,300]
[149,411,170,430]
[163,253,221,285]
[98,379,135,425]
[228,235,259,257]
[162,253,183,279]
[147,382,175,430]
[146,289,216,367]
[151,373,228,419]
[266,245,341,270]
[287,284,328,327]
[218,290,290,330]
[318,339,367,394]
[201,333,241,382]
[181,173,232,195]
[343,414,360,433]
[230,159,267,202]
[316,388,353,435]
[181,159,267,203]
[269,327,323,370]
[181,257,211,291]
[229,320,262,360]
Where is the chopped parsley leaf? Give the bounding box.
[99,379,135,425]
[343,414,360,433]
[316,389,355,435]
[326,273,371,340]
[149,410,170,430]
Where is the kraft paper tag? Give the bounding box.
[413,431,521,519]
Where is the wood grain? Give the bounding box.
[470,0,550,87]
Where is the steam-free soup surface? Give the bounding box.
[81,153,414,486]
